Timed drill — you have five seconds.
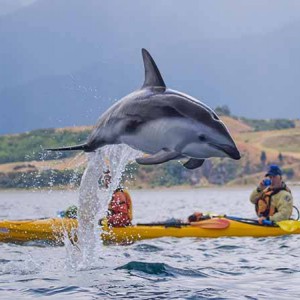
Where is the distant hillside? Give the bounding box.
[0,127,91,163]
[1,117,300,189]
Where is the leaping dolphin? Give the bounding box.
[47,49,240,169]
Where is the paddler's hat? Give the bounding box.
[265,164,282,177]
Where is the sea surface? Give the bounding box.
[0,187,300,299]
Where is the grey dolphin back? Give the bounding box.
[141,48,166,89]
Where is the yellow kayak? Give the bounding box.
[0,218,77,244]
[101,219,300,244]
[0,217,299,244]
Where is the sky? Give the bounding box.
[1,0,300,37]
[0,0,36,15]
[1,0,300,134]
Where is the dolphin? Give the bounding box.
[47,48,240,169]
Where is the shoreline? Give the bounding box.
[0,182,250,191]
[1,182,300,193]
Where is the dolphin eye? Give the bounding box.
[198,134,206,142]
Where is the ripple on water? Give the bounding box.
[214,245,242,250]
[133,244,163,253]
[16,277,59,283]
[0,259,11,264]
[115,261,209,278]
[275,267,300,274]
[25,285,89,297]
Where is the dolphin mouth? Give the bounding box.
[211,144,241,160]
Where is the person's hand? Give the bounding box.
[259,177,272,190]
[98,218,108,226]
[257,178,271,191]
[258,180,266,190]
[258,216,266,224]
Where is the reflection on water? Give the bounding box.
[0,187,299,299]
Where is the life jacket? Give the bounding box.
[256,184,291,217]
[107,188,132,227]
[122,189,133,221]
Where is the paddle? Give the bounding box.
[190,218,229,229]
[273,220,300,233]
[137,218,230,229]
[224,215,300,233]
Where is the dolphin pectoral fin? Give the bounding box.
[141,48,166,89]
[183,158,205,169]
[136,149,179,165]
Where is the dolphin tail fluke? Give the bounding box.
[141,48,166,89]
[183,158,205,169]
[46,143,91,152]
[136,149,179,165]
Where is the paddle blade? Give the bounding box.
[191,218,230,229]
[277,220,300,233]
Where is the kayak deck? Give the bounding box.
[0,218,299,244]
[101,220,300,244]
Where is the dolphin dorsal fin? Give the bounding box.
[141,48,166,89]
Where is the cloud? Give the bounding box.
[0,0,37,16]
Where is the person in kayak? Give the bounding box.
[100,169,133,227]
[60,170,133,227]
[250,164,293,224]
[187,212,210,222]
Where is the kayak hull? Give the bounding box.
[101,220,300,244]
[0,218,78,244]
[0,218,299,244]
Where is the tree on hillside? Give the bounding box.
[244,159,251,175]
[215,105,231,116]
[260,151,267,167]
[278,152,284,164]
[283,168,294,180]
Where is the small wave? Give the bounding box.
[275,267,300,274]
[2,240,63,248]
[0,259,11,264]
[213,269,244,276]
[116,261,209,278]
[133,244,163,252]
[24,285,88,296]
[214,245,241,250]
[17,277,59,283]
[115,261,170,276]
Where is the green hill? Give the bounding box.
[0,118,300,189]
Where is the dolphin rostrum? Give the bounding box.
[47,49,240,169]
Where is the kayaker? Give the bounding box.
[60,170,133,227]
[101,170,133,227]
[187,212,210,222]
[250,164,293,224]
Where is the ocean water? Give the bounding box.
[0,187,300,299]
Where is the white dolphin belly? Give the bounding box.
[121,118,198,154]
[182,143,227,158]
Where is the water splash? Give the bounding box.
[68,144,141,268]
